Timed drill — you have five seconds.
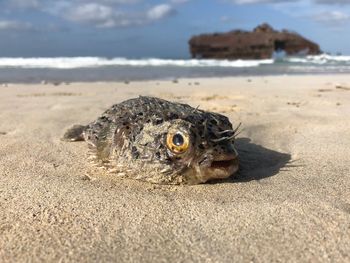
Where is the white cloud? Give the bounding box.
[228,0,298,4]
[65,3,114,25]
[171,0,190,4]
[7,0,140,8]
[48,2,177,28]
[55,3,138,28]
[147,4,176,21]
[220,16,232,22]
[0,0,197,31]
[314,0,350,5]
[91,0,140,3]
[227,0,350,7]
[311,10,350,24]
[0,20,33,31]
[7,0,39,8]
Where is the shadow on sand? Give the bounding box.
[216,137,291,184]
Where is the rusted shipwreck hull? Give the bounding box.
[189,24,321,60]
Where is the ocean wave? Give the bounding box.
[0,55,349,69]
[283,54,350,65]
[0,57,274,69]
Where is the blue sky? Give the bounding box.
[0,0,350,58]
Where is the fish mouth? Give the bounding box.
[208,156,239,178]
[189,154,239,184]
[210,159,237,169]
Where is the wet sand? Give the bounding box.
[0,75,350,262]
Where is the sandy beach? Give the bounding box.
[0,75,350,262]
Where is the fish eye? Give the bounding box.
[173,133,184,146]
[166,131,190,154]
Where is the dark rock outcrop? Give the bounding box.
[189,23,321,60]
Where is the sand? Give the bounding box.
[0,75,350,262]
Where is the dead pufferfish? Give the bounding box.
[63,96,239,185]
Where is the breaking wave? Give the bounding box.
[0,57,274,69]
[0,54,349,69]
[281,54,350,65]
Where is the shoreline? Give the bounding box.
[1,72,350,85]
[1,65,350,84]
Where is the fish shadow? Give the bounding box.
[234,137,291,182]
[216,137,291,183]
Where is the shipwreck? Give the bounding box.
[189,23,321,60]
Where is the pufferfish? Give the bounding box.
[63,96,239,185]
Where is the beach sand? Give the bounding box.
[0,75,350,262]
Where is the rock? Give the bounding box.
[189,23,321,60]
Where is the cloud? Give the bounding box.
[147,4,176,21]
[64,3,115,26]
[171,0,191,3]
[314,0,350,5]
[0,0,180,30]
[90,0,140,3]
[0,20,33,31]
[48,2,177,28]
[220,16,231,22]
[226,0,350,6]
[311,10,350,24]
[7,0,39,9]
[226,0,350,5]
[227,0,298,4]
[7,0,140,8]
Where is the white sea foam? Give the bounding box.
[0,57,274,69]
[283,54,350,65]
[0,55,349,69]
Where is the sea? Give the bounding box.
[0,54,350,83]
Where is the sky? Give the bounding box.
[0,0,350,58]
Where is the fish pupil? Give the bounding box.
[173,134,184,146]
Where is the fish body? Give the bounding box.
[63,96,239,184]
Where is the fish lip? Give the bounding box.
[210,158,237,169]
[190,155,239,184]
[209,155,239,174]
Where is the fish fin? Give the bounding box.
[62,125,87,142]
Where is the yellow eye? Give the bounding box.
[166,132,190,154]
